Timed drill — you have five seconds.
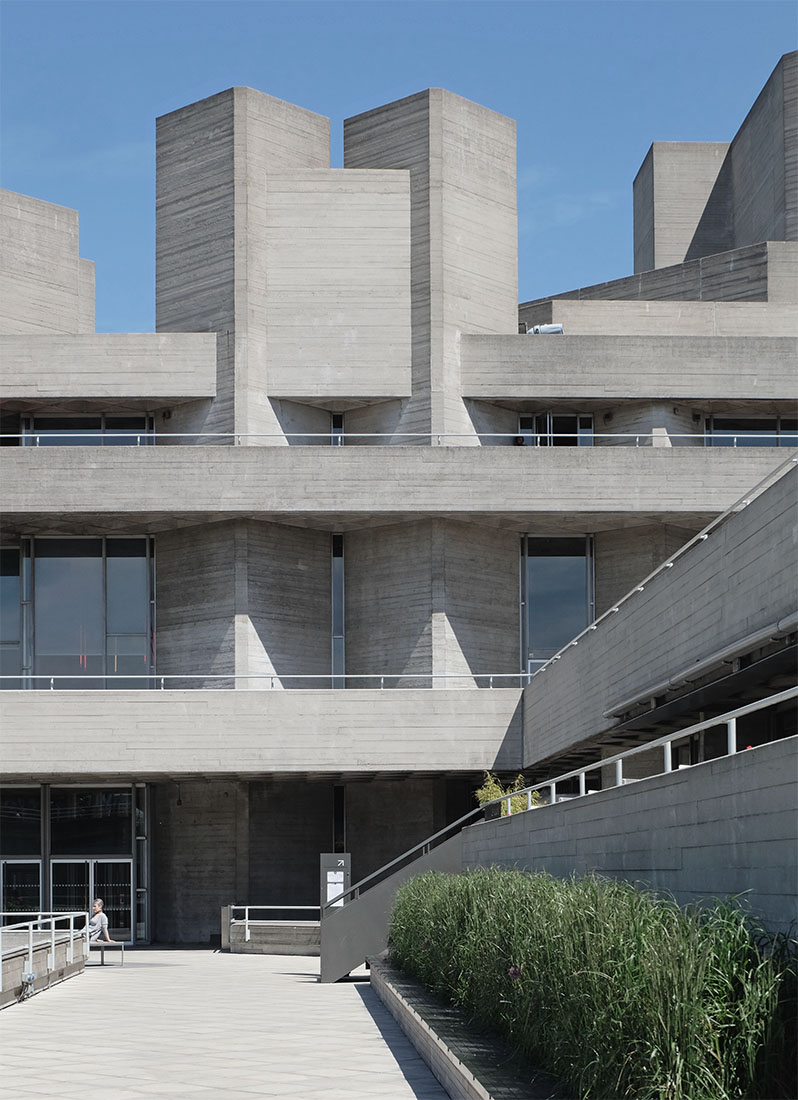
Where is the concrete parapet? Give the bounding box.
[0,333,217,403]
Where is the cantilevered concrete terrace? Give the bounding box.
[1,445,789,533]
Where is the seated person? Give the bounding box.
[88,898,116,943]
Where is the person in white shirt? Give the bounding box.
[88,898,113,942]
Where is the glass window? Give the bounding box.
[50,789,133,856]
[518,413,593,447]
[106,539,149,634]
[332,534,345,687]
[23,415,152,446]
[779,418,798,447]
[33,540,104,685]
[706,417,779,447]
[1,549,20,644]
[29,538,153,689]
[523,537,593,668]
[0,789,42,855]
[331,413,344,447]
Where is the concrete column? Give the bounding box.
[344,89,517,442]
[156,88,330,440]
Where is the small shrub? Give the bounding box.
[389,869,796,1100]
[474,771,541,815]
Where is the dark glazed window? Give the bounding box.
[705,417,797,447]
[332,535,345,687]
[523,537,593,668]
[50,788,133,856]
[0,789,42,855]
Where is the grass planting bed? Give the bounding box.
[389,869,796,1100]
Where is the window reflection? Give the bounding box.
[705,416,797,447]
[22,415,153,446]
[1,537,154,690]
[523,537,593,669]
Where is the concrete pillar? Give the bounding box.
[344,89,517,442]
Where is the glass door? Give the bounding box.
[94,861,132,941]
[51,859,90,914]
[50,859,133,942]
[1,860,42,924]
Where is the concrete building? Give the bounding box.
[1,53,796,944]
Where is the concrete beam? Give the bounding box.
[0,446,787,532]
[461,334,797,400]
[0,688,523,778]
[0,334,218,402]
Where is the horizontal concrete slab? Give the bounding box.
[0,687,523,778]
[0,333,218,403]
[520,300,798,337]
[0,446,785,533]
[461,334,797,399]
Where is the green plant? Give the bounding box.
[474,771,541,815]
[389,869,797,1100]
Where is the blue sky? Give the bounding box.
[2,1,795,332]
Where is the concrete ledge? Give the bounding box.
[229,921,320,956]
[369,957,560,1100]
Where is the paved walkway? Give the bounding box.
[0,949,450,1099]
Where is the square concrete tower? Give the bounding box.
[344,89,518,438]
[633,142,729,272]
[156,87,330,437]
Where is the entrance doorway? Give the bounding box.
[51,859,133,941]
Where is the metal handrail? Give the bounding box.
[0,672,530,688]
[229,904,321,943]
[321,805,485,915]
[0,912,89,994]
[2,431,796,446]
[321,687,796,913]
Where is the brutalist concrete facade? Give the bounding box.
[1,54,796,943]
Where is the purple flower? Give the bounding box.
[507,966,522,980]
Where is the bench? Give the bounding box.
[89,941,125,966]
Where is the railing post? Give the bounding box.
[727,716,737,756]
[50,678,54,690]
[245,907,251,943]
[548,782,556,805]
[526,789,533,810]
[504,796,512,816]
[579,771,586,797]
[663,741,672,773]
[68,914,74,963]
[160,677,165,690]
[380,676,384,690]
[615,759,623,786]
[28,923,34,976]
[49,917,55,972]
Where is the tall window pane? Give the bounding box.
[524,537,591,666]
[34,540,104,684]
[106,539,149,633]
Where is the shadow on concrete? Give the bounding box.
[354,983,450,1099]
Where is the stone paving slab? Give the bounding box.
[0,949,449,1099]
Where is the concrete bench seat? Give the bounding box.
[89,941,125,966]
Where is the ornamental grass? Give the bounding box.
[388,869,796,1100]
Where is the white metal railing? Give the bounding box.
[229,905,321,942]
[0,672,530,690]
[322,687,796,914]
[3,431,797,447]
[0,912,89,995]
[491,687,798,817]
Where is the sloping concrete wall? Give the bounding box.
[523,466,798,766]
[462,735,798,933]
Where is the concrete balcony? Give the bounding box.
[0,688,523,779]
[0,445,790,533]
[460,334,797,401]
[0,333,217,405]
